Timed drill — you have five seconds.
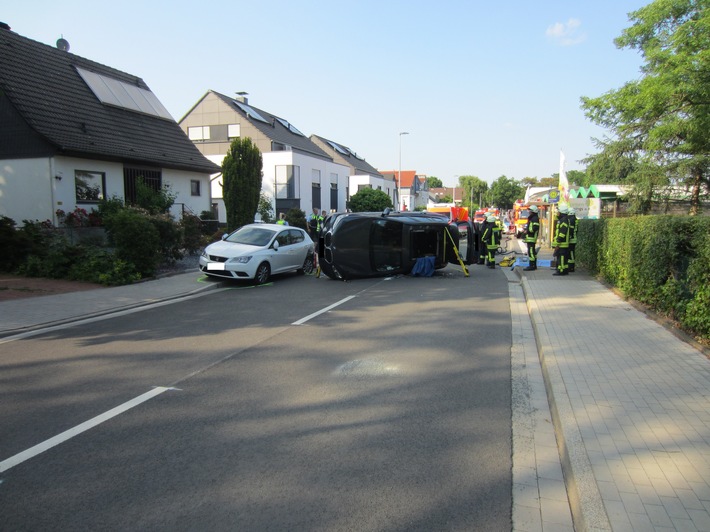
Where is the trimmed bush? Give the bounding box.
[577,215,710,342]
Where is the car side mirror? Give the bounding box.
[222,233,228,240]
[273,240,280,251]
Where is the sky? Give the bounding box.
[4,0,650,187]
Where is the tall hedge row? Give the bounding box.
[576,216,710,342]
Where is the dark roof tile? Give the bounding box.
[0,29,220,173]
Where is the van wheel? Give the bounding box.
[255,262,271,284]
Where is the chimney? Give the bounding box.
[235,91,248,104]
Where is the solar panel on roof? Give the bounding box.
[233,100,270,123]
[75,67,173,120]
[275,117,305,136]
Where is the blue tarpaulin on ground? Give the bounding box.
[411,256,436,277]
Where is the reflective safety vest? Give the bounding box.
[524,213,540,244]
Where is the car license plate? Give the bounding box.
[207,262,225,270]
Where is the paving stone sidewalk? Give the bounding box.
[522,268,710,531]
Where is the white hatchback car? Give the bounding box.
[199,223,314,284]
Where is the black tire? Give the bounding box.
[255,262,271,285]
[301,254,314,275]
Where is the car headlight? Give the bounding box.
[201,250,209,258]
[230,256,252,264]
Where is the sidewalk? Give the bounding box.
[2,257,709,530]
[0,270,219,337]
[514,246,710,531]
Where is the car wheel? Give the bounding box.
[300,255,314,275]
[255,262,271,284]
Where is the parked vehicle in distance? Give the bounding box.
[317,210,475,280]
[199,223,314,284]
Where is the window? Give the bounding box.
[75,170,105,203]
[312,169,321,185]
[228,124,240,138]
[289,229,304,244]
[123,167,162,205]
[188,126,210,141]
[275,165,300,199]
[191,180,201,196]
[371,219,403,272]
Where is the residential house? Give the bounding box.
[179,91,349,223]
[0,24,220,226]
[309,135,396,206]
[428,187,466,206]
[380,171,428,211]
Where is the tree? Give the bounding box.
[257,192,274,224]
[581,0,710,214]
[426,176,443,188]
[488,175,524,210]
[458,175,488,209]
[347,187,393,212]
[222,137,263,231]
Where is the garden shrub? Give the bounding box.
[285,208,307,230]
[148,213,183,263]
[180,214,203,255]
[68,247,140,286]
[0,216,34,271]
[103,209,160,278]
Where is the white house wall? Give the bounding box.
[262,151,348,215]
[163,167,212,220]
[1,156,211,226]
[53,157,124,220]
[0,158,53,224]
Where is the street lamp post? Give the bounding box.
[398,132,409,211]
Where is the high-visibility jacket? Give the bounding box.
[553,215,570,248]
[482,221,500,248]
[309,214,324,233]
[524,213,540,244]
[568,214,578,244]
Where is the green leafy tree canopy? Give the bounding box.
[581,0,710,214]
[488,175,524,210]
[347,187,394,212]
[426,176,443,188]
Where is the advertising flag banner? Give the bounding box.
[558,151,570,211]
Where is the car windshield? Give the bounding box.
[225,226,276,246]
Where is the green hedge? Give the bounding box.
[576,215,710,342]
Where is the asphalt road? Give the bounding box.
[0,264,513,531]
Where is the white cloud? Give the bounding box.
[546,18,587,46]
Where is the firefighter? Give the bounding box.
[568,208,578,273]
[482,215,501,269]
[553,205,570,276]
[523,204,540,271]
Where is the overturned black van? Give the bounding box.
[317,210,476,280]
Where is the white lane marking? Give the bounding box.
[292,295,357,325]
[0,386,172,473]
